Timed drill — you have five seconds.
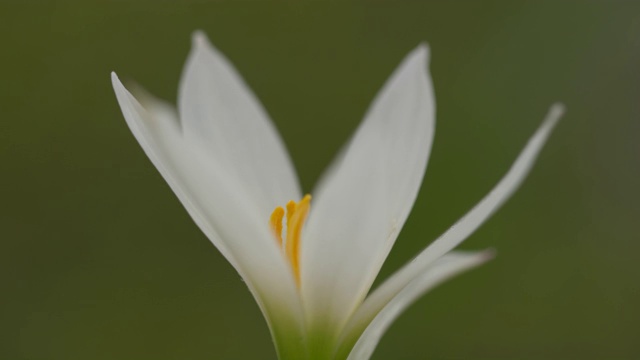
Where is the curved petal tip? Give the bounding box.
[406,42,430,68]
[480,248,497,262]
[111,72,126,93]
[416,42,430,60]
[549,102,566,119]
[542,102,566,133]
[191,30,210,48]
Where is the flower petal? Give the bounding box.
[342,250,495,360]
[300,45,436,337]
[178,31,301,215]
[344,103,565,347]
[111,74,306,358]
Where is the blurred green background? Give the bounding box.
[1,1,639,359]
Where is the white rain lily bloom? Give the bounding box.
[111,31,564,360]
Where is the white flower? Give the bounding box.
[111,31,564,360]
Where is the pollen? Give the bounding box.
[269,194,311,286]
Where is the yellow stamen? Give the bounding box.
[286,195,311,286]
[269,195,312,287]
[269,206,285,246]
[285,200,297,225]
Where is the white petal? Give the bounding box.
[178,31,301,215]
[343,250,495,360]
[300,45,436,334]
[111,74,306,355]
[348,103,565,340]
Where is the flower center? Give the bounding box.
[269,194,311,286]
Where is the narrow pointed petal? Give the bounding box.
[301,45,436,337]
[342,250,495,360]
[112,74,306,358]
[347,104,565,342]
[178,31,301,215]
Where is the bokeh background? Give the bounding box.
[1,1,639,359]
